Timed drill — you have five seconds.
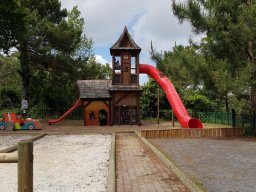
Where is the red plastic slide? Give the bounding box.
[48,99,83,125]
[139,64,203,128]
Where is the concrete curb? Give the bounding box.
[107,133,116,192]
[0,133,47,153]
[135,131,205,192]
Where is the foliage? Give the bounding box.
[184,93,217,112]
[148,1,256,113]
[0,1,113,116]
[0,53,22,110]
[0,1,85,100]
[78,57,112,80]
[140,78,169,112]
[151,44,223,112]
[0,51,111,115]
[0,0,26,53]
[172,0,256,112]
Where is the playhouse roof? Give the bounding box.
[110,26,141,54]
[77,80,112,99]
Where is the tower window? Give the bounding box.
[114,56,121,73]
[131,56,136,74]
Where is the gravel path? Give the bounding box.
[150,138,256,192]
[0,135,32,150]
[0,134,111,192]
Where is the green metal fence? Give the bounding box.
[27,107,83,120]
[2,106,255,134]
[141,110,255,133]
[192,111,232,125]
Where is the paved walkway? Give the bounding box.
[151,138,256,192]
[116,133,189,192]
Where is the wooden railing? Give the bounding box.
[141,128,246,138]
[0,141,33,192]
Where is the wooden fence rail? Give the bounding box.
[141,128,246,138]
[0,152,18,163]
[0,141,33,192]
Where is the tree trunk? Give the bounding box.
[19,44,30,100]
[225,92,229,113]
[247,41,256,112]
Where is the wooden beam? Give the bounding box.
[157,85,160,125]
[83,101,92,109]
[0,152,18,163]
[0,133,46,153]
[114,93,129,105]
[172,110,175,127]
[103,100,109,108]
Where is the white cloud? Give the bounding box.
[60,0,202,84]
[61,0,198,51]
[95,55,109,65]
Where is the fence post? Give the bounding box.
[231,108,236,128]
[241,111,244,128]
[172,110,175,127]
[252,111,256,130]
[18,141,33,192]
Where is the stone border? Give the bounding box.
[0,133,47,153]
[135,131,206,192]
[107,133,116,192]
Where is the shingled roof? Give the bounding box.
[77,80,112,99]
[110,26,141,54]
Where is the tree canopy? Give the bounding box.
[0,0,85,100]
[171,0,256,112]
[0,1,111,115]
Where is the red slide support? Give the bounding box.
[48,99,83,125]
[139,64,203,128]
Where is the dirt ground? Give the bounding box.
[0,119,179,135]
[0,119,233,135]
[150,137,256,192]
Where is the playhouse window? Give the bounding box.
[89,111,95,120]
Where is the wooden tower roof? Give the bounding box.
[110,26,141,55]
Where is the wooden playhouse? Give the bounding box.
[78,27,141,126]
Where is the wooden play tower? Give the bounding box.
[109,26,141,125]
[78,27,141,126]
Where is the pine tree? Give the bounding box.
[172,0,256,112]
[0,0,83,100]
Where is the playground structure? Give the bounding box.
[48,27,203,128]
[0,112,41,131]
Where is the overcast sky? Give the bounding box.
[60,0,199,84]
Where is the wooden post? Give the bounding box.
[172,110,175,127]
[231,108,236,128]
[157,85,160,125]
[18,141,33,192]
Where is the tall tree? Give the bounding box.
[172,0,256,112]
[0,0,26,53]
[151,44,221,112]
[0,1,83,100]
